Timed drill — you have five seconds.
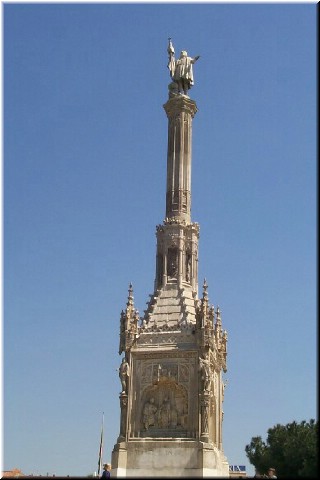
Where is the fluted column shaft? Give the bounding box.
[163,96,197,223]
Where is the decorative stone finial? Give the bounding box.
[127,283,134,305]
[202,279,208,300]
[125,283,135,319]
[200,279,209,317]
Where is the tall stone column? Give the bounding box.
[153,96,199,293]
[163,96,197,224]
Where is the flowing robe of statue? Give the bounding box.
[173,53,196,87]
[167,40,200,95]
[143,398,158,430]
[119,358,130,393]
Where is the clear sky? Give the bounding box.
[3,2,317,477]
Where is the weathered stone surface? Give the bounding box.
[112,440,229,477]
[112,90,228,477]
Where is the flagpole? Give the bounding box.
[97,412,104,477]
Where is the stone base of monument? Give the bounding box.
[111,439,229,477]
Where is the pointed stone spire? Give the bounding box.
[125,282,135,317]
[119,284,138,354]
[127,282,133,305]
[203,278,208,293]
[215,305,223,345]
[201,278,209,315]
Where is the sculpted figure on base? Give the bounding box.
[199,353,212,392]
[143,397,158,430]
[119,357,130,393]
[159,396,171,428]
[167,38,200,95]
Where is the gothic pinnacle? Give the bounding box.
[201,278,209,317]
[215,306,223,343]
[202,279,208,300]
[126,283,134,313]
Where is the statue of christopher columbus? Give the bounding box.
[167,38,200,96]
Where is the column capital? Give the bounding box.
[163,95,198,119]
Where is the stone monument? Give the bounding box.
[111,40,229,477]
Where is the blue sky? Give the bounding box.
[3,2,317,477]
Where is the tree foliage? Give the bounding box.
[245,419,318,478]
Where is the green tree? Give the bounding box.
[245,419,318,478]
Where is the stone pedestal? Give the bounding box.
[112,440,229,477]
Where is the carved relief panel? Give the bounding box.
[129,356,197,439]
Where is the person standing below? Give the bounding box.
[101,463,111,478]
[266,467,277,478]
